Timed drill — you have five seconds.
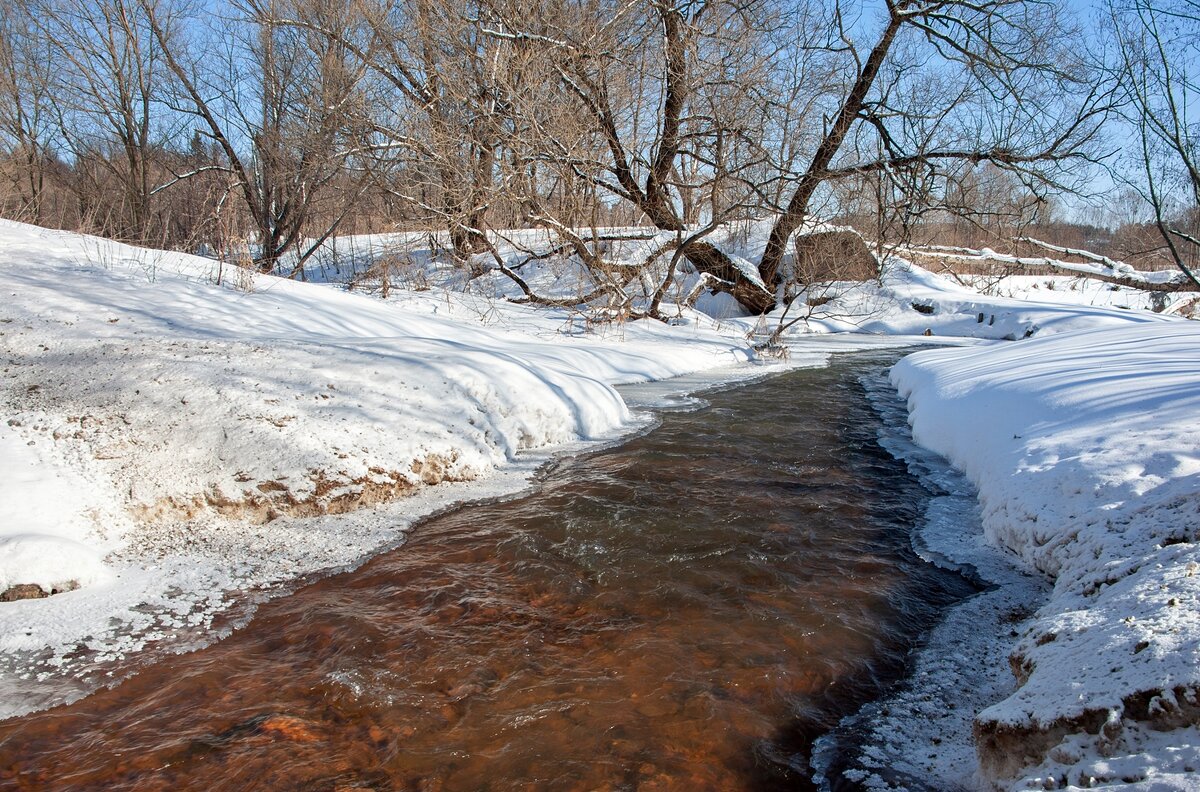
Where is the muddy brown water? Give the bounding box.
[0,353,975,791]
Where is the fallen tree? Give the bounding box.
[902,238,1197,294]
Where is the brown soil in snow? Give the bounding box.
[130,453,476,526]
[974,685,1200,780]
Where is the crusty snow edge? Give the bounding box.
[5,214,1200,792]
[890,323,1200,789]
[0,219,765,717]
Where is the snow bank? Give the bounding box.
[891,322,1200,788]
[0,219,753,543]
[774,258,1178,341]
[0,219,764,716]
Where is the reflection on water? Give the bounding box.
[0,354,974,791]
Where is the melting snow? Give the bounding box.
[2,218,1198,789]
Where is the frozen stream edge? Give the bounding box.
[0,338,967,740]
[809,369,1049,791]
[0,338,914,722]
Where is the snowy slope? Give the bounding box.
[0,219,771,716]
[0,219,756,559]
[892,323,1200,789]
[3,217,1198,791]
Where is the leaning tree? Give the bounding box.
[487,0,1112,313]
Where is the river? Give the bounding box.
[0,351,977,790]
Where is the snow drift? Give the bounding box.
[0,218,765,716]
[892,323,1200,788]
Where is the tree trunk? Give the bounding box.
[757,13,904,293]
[450,220,489,258]
[681,240,774,314]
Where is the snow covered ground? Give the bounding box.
[0,219,781,716]
[1,218,1198,789]
[960,272,1198,317]
[755,258,1183,340]
[890,324,1200,790]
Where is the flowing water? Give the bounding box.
[0,353,976,791]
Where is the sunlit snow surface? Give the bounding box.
[2,219,1198,789]
[885,325,1200,790]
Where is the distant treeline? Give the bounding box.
[2,0,1197,306]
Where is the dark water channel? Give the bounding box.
[0,353,975,791]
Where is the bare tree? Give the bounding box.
[0,2,61,223]
[477,0,813,313]
[276,0,518,261]
[1,0,1116,309]
[17,0,176,240]
[1110,0,1200,288]
[753,0,1112,307]
[139,0,373,272]
[471,0,1110,315]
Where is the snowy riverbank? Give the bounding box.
[0,219,772,716]
[891,325,1200,790]
[1,219,1197,788]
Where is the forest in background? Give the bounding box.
[2,0,1198,312]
